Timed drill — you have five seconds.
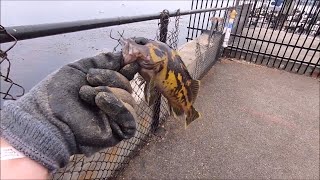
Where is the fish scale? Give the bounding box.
[121,37,200,127]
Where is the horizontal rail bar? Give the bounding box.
[187,26,210,31]
[187,28,320,52]
[0,7,233,43]
[226,46,320,67]
[230,34,320,52]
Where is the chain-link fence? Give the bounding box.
[1,7,226,179]
[52,10,186,180]
[0,25,25,106]
[53,8,225,179]
[52,79,170,179]
[192,17,226,79]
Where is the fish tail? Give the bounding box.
[185,106,200,127]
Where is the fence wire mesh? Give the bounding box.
[52,10,181,180]
[52,76,170,179]
[192,17,225,79]
[1,7,225,179]
[0,25,25,106]
[3,0,318,178]
[167,9,182,50]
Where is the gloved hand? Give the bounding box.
[0,52,140,172]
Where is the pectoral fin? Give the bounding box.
[190,80,200,104]
[170,105,183,119]
[148,89,159,106]
[169,105,177,119]
[147,79,159,106]
[144,81,149,104]
[172,106,184,116]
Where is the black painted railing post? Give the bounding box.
[151,10,169,132]
[159,10,170,43]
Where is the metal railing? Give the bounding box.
[187,0,320,77]
[0,7,232,43]
[1,6,230,179]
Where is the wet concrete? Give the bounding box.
[119,59,319,179]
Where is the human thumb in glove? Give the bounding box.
[0,51,140,172]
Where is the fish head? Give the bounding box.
[120,37,151,65]
[121,38,166,72]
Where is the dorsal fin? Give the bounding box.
[190,80,200,104]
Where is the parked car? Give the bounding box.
[267,0,284,12]
[265,0,297,15]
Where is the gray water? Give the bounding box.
[1,1,195,106]
[1,0,236,107]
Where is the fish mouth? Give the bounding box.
[122,53,135,65]
[120,38,150,65]
[138,60,157,70]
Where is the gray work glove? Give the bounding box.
[0,52,140,172]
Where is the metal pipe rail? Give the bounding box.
[0,7,232,43]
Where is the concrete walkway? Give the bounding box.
[119,59,319,179]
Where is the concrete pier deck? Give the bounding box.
[119,59,319,179]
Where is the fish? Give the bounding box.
[120,37,201,127]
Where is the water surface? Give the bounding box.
[1,1,193,106]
